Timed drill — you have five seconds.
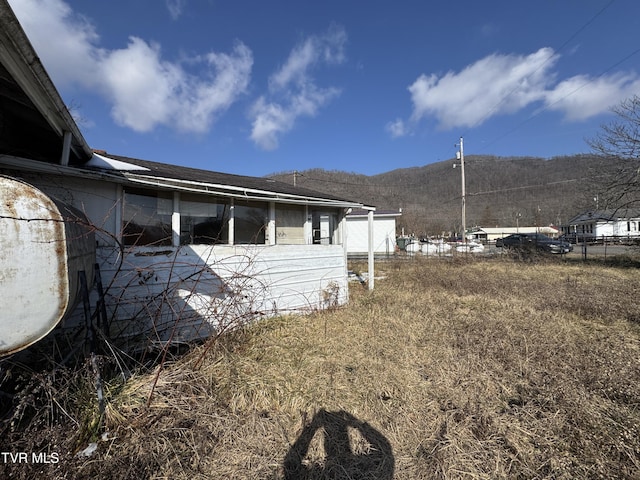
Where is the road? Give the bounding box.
[486,243,637,259]
[564,243,637,258]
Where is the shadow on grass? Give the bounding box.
[283,409,394,479]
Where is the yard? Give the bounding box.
[2,256,640,479]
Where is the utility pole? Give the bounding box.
[454,137,466,243]
[293,170,298,187]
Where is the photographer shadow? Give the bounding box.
[283,409,395,479]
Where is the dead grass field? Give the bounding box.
[2,256,640,479]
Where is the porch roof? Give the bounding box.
[568,210,640,224]
[82,152,364,208]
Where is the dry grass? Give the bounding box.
[2,256,640,479]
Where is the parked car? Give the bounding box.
[495,233,573,254]
[559,233,596,244]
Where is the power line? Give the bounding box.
[482,45,640,152]
[274,169,590,201]
[468,178,582,197]
[470,0,616,133]
[279,172,432,189]
[455,1,618,160]
[439,177,590,205]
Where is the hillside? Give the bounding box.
[269,154,614,236]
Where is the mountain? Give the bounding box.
[268,154,615,236]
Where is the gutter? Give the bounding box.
[122,173,363,208]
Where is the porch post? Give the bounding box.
[368,209,374,290]
[268,202,276,245]
[228,198,235,245]
[60,131,71,166]
[172,192,180,246]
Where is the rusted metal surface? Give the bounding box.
[0,175,95,356]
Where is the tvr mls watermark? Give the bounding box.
[1,452,60,464]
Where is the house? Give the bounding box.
[346,208,401,256]
[468,226,560,243]
[0,2,367,355]
[562,210,640,242]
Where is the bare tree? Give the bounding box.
[588,95,640,211]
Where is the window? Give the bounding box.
[311,211,339,245]
[276,204,306,244]
[234,201,268,244]
[180,194,229,245]
[122,188,173,246]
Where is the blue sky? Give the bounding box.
[9,0,640,176]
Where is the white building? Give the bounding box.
[563,210,640,242]
[468,226,560,243]
[346,209,402,255]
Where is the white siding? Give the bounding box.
[347,216,396,254]
[579,220,640,238]
[65,243,349,349]
[598,222,616,237]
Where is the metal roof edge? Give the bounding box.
[0,154,122,182]
[348,208,402,217]
[121,173,363,207]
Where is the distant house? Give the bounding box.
[562,210,640,242]
[346,208,402,255]
[468,226,560,243]
[0,2,366,355]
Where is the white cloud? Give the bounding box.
[408,48,557,130]
[250,25,347,150]
[386,119,408,139]
[268,39,318,92]
[8,0,101,88]
[8,0,252,134]
[166,0,186,20]
[392,46,640,137]
[98,38,179,132]
[250,86,340,150]
[99,39,252,133]
[249,99,291,151]
[268,23,347,92]
[177,45,253,132]
[543,72,640,121]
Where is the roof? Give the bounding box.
[347,208,402,217]
[473,226,559,235]
[0,1,92,164]
[81,152,364,208]
[568,209,640,224]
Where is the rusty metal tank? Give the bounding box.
[0,175,96,356]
